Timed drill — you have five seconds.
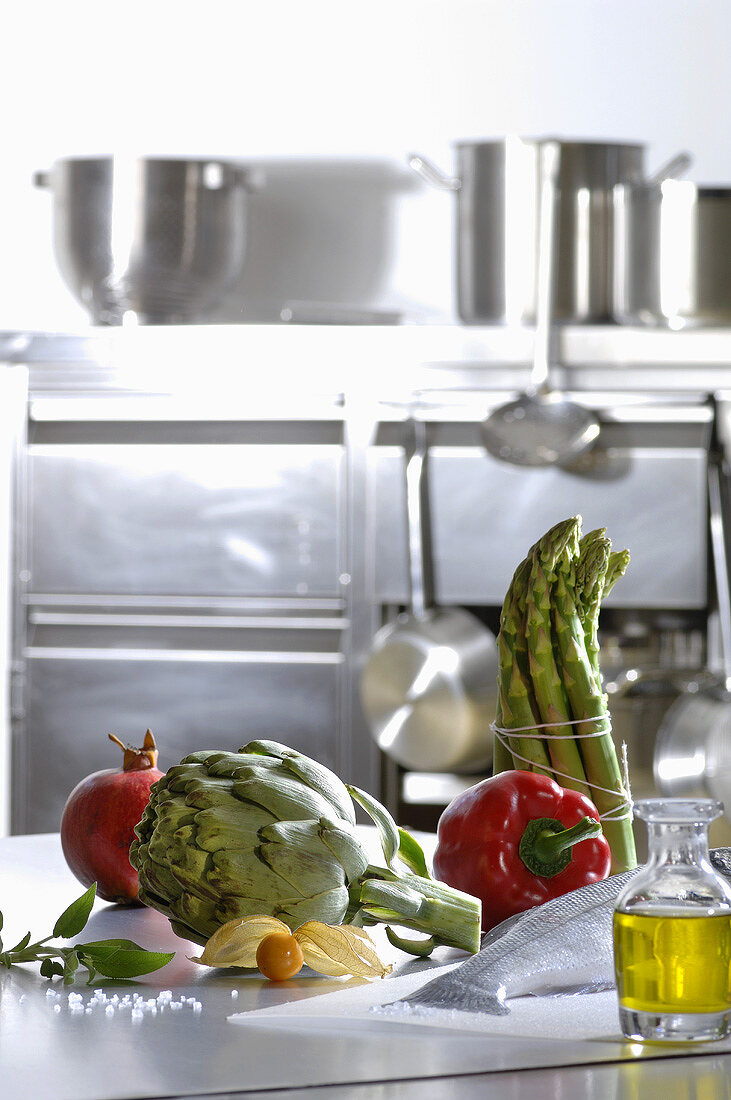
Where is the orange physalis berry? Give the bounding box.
[255,931,305,981]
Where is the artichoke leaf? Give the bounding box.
[183,776,265,812]
[260,841,346,895]
[153,798,198,833]
[242,740,356,825]
[171,891,220,942]
[258,819,368,882]
[209,849,293,898]
[318,823,369,881]
[274,886,351,928]
[205,753,284,780]
[193,805,263,853]
[347,785,400,868]
[161,763,209,793]
[138,857,187,904]
[215,894,301,927]
[180,750,230,766]
[232,774,340,823]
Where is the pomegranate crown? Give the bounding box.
[108,729,159,771]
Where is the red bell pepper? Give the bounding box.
[432,770,612,932]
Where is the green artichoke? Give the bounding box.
[130,739,480,956]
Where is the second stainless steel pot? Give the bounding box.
[410,137,646,324]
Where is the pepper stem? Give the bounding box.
[519,816,603,878]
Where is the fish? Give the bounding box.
[382,847,731,1018]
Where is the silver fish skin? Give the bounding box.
[392,847,731,1017]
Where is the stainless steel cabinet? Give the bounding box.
[11,378,355,833]
[29,437,343,598]
[1,327,721,836]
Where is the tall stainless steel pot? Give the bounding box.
[410,138,647,324]
[613,180,731,327]
[34,157,253,325]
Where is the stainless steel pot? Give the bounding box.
[359,418,498,773]
[34,157,253,324]
[613,180,731,327]
[410,138,648,324]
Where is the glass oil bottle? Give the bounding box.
[614,798,731,1042]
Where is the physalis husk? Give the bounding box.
[190,916,391,979]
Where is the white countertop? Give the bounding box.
[3,833,731,1099]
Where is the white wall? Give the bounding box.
[1,0,729,329]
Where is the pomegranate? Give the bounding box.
[60,729,163,904]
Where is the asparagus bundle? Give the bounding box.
[493,515,636,873]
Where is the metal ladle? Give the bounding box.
[481,141,601,467]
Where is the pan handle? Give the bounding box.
[404,417,435,619]
[407,153,461,192]
[645,151,693,187]
[708,455,731,689]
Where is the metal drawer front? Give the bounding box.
[28,443,343,597]
[20,653,340,834]
[373,446,707,609]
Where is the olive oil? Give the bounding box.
[614,911,731,1014]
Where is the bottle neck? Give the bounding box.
[645,821,712,868]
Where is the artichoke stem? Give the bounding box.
[358,873,481,954]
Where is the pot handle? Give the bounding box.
[33,170,50,188]
[408,153,461,192]
[646,151,693,187]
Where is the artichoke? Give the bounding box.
[130,739,480,955]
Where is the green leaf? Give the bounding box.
[40,958,64,978]
[77,954,97,985]
[0,910,3,931]
[9,932,31,953]
[78,939,174,978]
[63,950,79,985]
[53,883,97,940]
[347,785,399,868]
[396,828,431,878]
[385,926,436,957]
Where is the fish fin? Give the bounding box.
[402,982,510,1017]
[541,979,615,998]
[375,992,510,1019]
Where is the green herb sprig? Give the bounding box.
[0,883,175,985]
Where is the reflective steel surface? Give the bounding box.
[2,834,731,1100]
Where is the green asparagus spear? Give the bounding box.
[576,535,611,683]
[604,549,631,598]
[495,556,551,775]
[525,546,591,797]
[553,549,637,873]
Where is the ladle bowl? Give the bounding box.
[482,389,601,467]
